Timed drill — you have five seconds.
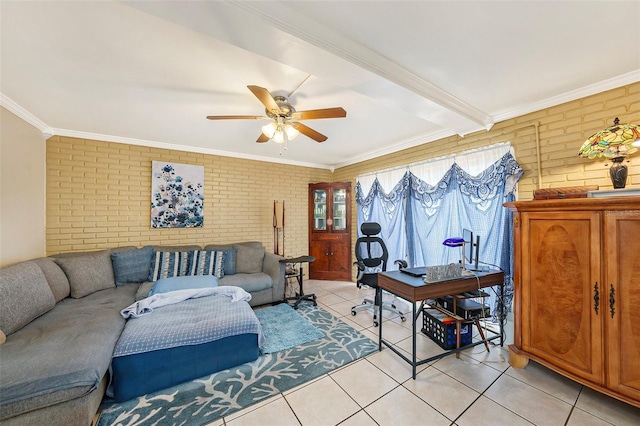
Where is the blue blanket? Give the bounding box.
[113,294,264,358]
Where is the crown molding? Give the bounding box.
[48,128,334,171]
[0,92,332,170]
[0,93,53,136]
[332,128,456,169]
[492,70,640,123]
[333,70,640,169]
[4,68,639,173]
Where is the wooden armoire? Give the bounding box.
[505,196,640,408]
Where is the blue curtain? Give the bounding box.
[355,152,523,319]
[355,175,409,265]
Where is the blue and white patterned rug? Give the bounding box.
[97,304,377,426]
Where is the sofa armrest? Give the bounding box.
[263,252,285,302]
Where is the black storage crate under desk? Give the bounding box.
[422,308,473,350]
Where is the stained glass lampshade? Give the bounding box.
[578,118,640,159]
[578,118,640,189]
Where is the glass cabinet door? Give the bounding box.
[313,189,327,231]
[333,188,347,231]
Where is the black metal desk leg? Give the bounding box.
[378,287,383,351]
[500,280,504,347]
[412,301,417,379]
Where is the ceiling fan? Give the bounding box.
[206,85,347,143]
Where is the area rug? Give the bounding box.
[97,304,377,426]
[254,303,325,353]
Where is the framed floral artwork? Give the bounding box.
[151,161,204,228]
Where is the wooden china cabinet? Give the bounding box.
[308,182,351,280]
[505,196,640,408]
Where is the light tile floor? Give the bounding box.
[211,280,640,426]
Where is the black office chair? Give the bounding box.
[351,222,406,326]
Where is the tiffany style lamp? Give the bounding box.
[578,117,640,189]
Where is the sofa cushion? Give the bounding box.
[111,246,153,284]
[54,250,115,298]
[31,257,70,303]
[234,243,265,274]
[149,275,219,296]
[219,273,272,293]
[188,250,224,278]
[149,251,190,282]
[0,284,137,419]
[203,245,237,275]
[0,262,56,335]
[135,281,154,301]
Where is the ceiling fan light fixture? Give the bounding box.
[208,85,345,144]
[284,123,300,140]
[262,122,277,138]
[272,129,285,144]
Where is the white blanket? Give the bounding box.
[120,286,252,319]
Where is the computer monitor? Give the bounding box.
[462,228,481,271]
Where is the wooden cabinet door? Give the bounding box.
[309,238,331,277]
[605,212,640,400]
[520,211,604,384]
[309,234,351,280]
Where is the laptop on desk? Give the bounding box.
[399,267,426,277]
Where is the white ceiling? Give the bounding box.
[2,1,639,170]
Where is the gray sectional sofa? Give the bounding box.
[0,242,284,425]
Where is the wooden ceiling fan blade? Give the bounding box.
[247,85,282,114]
[294,122,327,142]
[206,115,268,120]
[256,133,270,143]
[291,107,347,120]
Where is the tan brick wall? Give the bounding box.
[46,82,640,265]
[46,137,331,255]
[334,82,640,269]
[334,82,640,198]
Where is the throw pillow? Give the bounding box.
[204,245,237,275]
[188,250,225,278]
[111,246,153,284]
[149,275,219,296]
[55,250,116,298]
[0,261,56,335]
[149,251,190,282]
[235,244,265,274]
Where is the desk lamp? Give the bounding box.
[443,237,465,270]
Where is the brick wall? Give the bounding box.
[46,83,640,262]
[335,83,640,198]
[46,137,331,255]
[333,82,640,267]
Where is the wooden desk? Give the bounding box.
[377,269,505,379]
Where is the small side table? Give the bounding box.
[280,256,316,309]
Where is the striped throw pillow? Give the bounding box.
[149,251,190,282]
[188,250,225,278]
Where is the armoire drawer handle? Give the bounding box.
[609,284,615,319]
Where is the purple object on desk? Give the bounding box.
[442,237,465,247]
